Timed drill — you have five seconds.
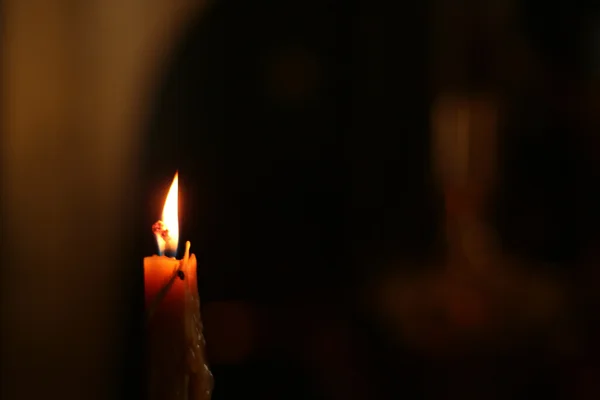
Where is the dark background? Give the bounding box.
[134,0,600,398]
[2,0,600,399]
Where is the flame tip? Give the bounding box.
[156,173,179,254]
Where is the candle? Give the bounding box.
[144,172,213,400]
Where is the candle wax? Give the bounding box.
[144,245,212,400]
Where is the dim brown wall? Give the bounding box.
[1,1,203,399]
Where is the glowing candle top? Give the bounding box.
[152,172,179,256]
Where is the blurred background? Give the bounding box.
[2,0,600,399]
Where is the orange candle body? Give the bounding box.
[145,255,185,399]
[144,246,213,400]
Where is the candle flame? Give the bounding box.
[155,172,179,255]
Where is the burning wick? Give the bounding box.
[153,220,177,257]
[152,220,171,242]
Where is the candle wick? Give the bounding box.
[152,220,169,240]
[152,220,177,256]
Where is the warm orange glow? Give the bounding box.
[159,172,179,253]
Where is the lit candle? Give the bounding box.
[144,172,213,400]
